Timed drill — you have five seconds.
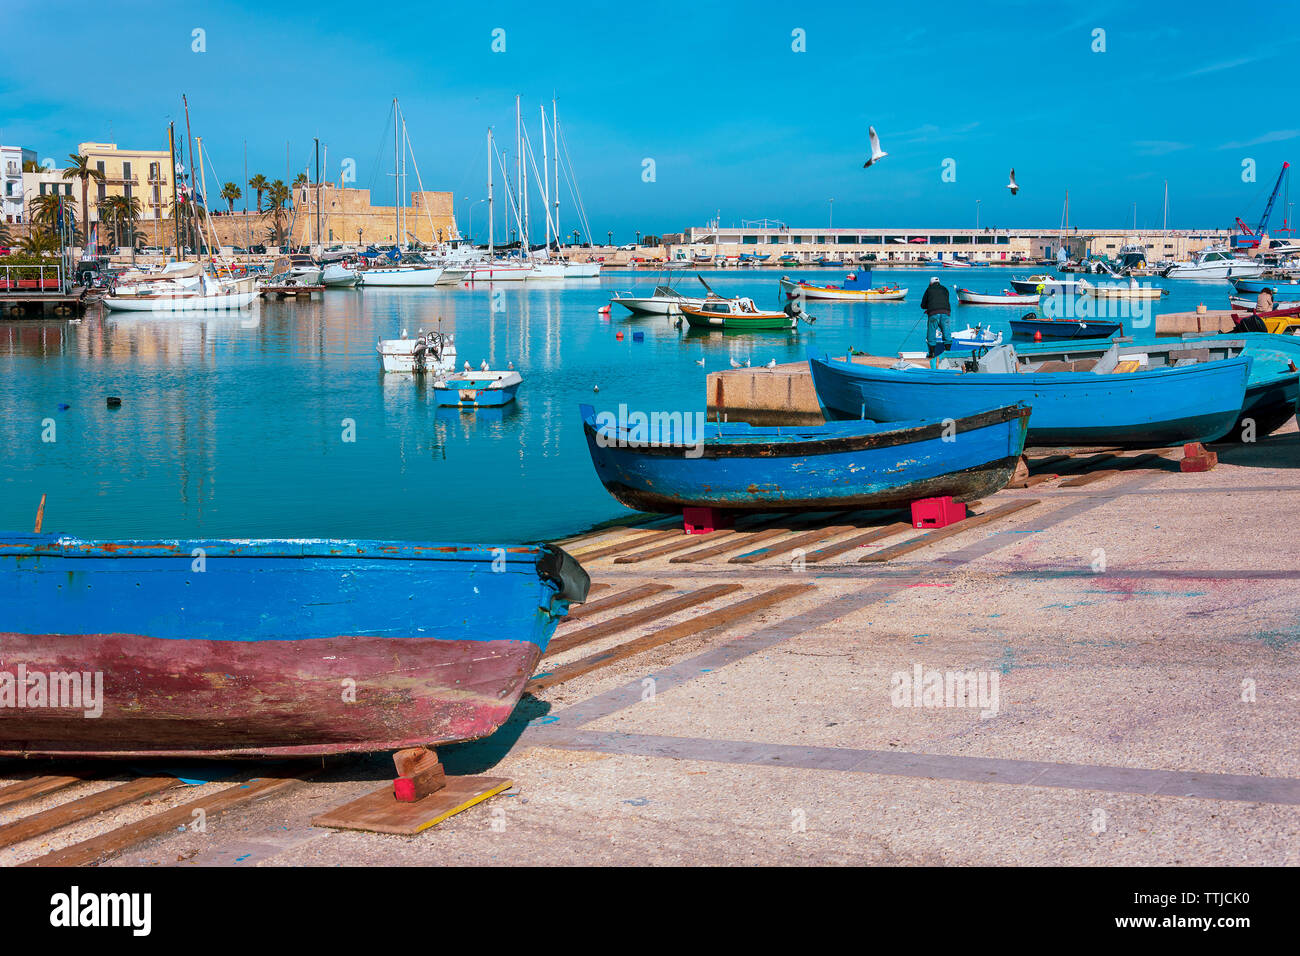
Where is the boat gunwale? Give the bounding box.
[581,402,1029,459]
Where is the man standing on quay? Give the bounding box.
[921,276,952,368]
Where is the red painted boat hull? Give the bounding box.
[0,631,541,758]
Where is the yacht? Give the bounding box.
[1162,246,1265,280]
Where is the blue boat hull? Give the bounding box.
[1017,334,1300,440]
[0,537,588,757]
[809,354,1251,447]
[435,382,520,406]
[1009,317,1123,340]
[579,403,1029,512]
[1232,278,1300,295]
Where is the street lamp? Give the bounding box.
[635,230,641,247]
[975,200,981,231]
[465,198,487,245]
[607,230,613,247]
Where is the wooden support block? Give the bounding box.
[0,775,88,811]
[859,499,1041,563]
[1180,442,1218,473]
[729,520,866,564]
[392,747,446,802]
[1059,453,1162,488]
[569,529,679,561]
[313,776,514,835]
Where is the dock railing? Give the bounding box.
[0,263,67,294]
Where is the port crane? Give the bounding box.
[1234,161,1290,248]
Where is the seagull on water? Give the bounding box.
[1007,168,1019,195]
[695,358,705,366]
[864,126,888,168]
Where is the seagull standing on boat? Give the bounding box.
[463,360,471,372]
[480,359,489,371]
[1007,168,1019,195]
[864,126,888,168]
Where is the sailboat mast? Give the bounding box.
[487,128,495,256]
[1163,181,1169,233]
[314,137,321,249]
[182,94,198,260]
[552,98,560,246]
[540,104,550,254]
[393,98,399,246]
[516,95,528,257]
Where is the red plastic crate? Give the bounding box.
[911,496,966,529]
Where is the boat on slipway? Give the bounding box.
[955,288,1040,306]
[0,533,588,757]
[779,272,907,302]
[1018,334,1300,441]
[808,343,1252,447]
[579,402,1029,513]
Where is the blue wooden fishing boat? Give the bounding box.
[1019,334,1300,440]
[1230,277,1300,296]
[434,369,522,407]
[808,345,1252,447]
[578,402,1030,513]
[1008,315,1123,340]
[0,535,588,757]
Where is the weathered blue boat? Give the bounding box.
[0,535,588,758]
[809,345,1252,447]
[1008,315,1123,340]
[579,402,1030,513]
[1019,334,1300,440]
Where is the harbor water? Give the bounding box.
[0,268,1245,543]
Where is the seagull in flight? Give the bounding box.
[1007,168,1019,196]
[864,126,888,168]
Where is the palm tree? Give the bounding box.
[99,194,141,249]
[17,231,61,256]
[62,154,104,253]
[265,180,290,245]
[220,182,242,214]
[22,159,41,173]
[248,173,268,213]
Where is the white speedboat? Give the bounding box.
[376,329,458,373]
[1162,246,1265,280]
[1079,278,1167,299]
[610,286,705,316]
[321,263,360,287]
[1009,275,1085,295]
[359,264,446,286]
[955,288,1040,306]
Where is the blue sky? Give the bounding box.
[3,0,1299,241]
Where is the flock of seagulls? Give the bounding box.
[865,125,1019,196]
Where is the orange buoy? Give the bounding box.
[1034,330,1042,342]
[598,305,611,314]
[616,331,624,340]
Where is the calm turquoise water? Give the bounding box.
[0,267,1231,543]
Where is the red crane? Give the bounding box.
[1235,161,1290,249]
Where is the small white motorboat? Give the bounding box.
[947,325,1003,351]
[1008,275,1083,295]
[610,286,705,316]
[955,288,1041,306]
[1078,279,1167,299]
[359,264,446,286]
[376,329,458,374]
[321,263,361,287]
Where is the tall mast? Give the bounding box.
[1163,181,1168,233]
[540,104,550,253]
[321,142,328,244]
[393,97,399,246]
[516,95,527,256]
[314,137,321,249]
[552,98,560,246]
[487,128,494,256]
[168,122,180,256]
[182,94,198,259]
[195,135,210,260]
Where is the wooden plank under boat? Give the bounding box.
[0,536,589,758]
[578,402,1029,512]
[808,346,1252,447]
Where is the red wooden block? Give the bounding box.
[1180,451,1218,473]
[683,506,728,534]
[911,496,967,529]
[394,777,417,802]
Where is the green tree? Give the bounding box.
[248,173,268,212]
[220,181,242,213]
[265,180,290,245]
[62,154,104,252]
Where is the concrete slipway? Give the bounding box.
[1,428,1297,867]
